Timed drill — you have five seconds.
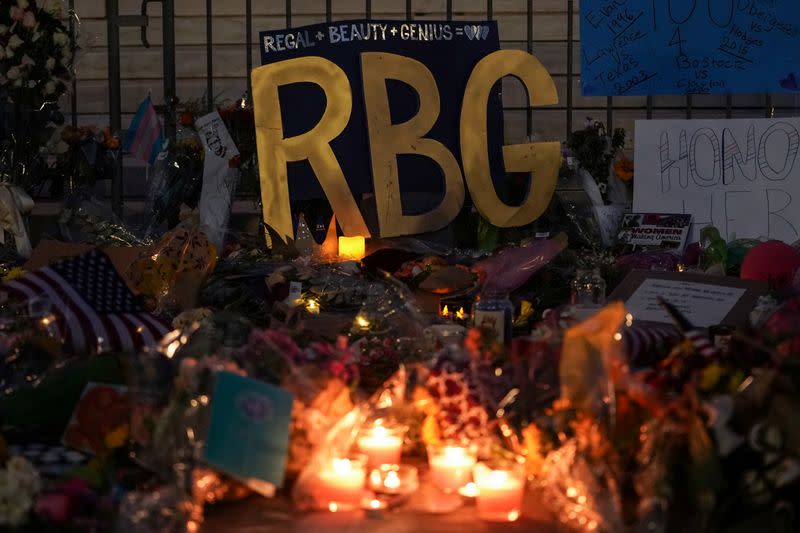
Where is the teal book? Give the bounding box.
[204,372,293,488]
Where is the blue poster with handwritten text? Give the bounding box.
[580,0,800,96]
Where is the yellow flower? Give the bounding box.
[613,158,634,182]
[2,267,26,281]
[699,363,724,391]
[104,423,130,450]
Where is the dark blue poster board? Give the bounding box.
[259,20,505,206]
[580,0,800,96]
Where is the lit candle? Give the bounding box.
[367,464,419,495]
[473,463,525,522]
[357,425,404,468]
[317,457,367,511]
[338,236,366,261]
[427,445,477,493]
[305,298,320,314]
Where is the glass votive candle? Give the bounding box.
[317,455,368,511]
[368,464,419,495]
[427,444,478,493]
[357,424,406,468]
[472,462,526,522]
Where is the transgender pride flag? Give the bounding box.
[123,96,164,165]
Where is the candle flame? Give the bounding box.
[456,307,465,320]
[306,299,319,312]
[370,499,382,509]
[328,502,339,512]
[441,305,450,317]
[507,510,520,522]
[460,482,479,498]
[332,458,354,475]
[384,471,401,490]
[356,315,370,329]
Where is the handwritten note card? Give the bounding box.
[625,278,746,327]
[580,0,800,96]
[204,372,293,489]
[634,117,800,243]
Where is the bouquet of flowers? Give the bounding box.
[0,0,76,192]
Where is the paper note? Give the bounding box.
[625,278,746,327]
[204,372,293,488]
[580,0,800,96]
[617,213,692,254]
[634,117,800,243]
[197,112,240,250]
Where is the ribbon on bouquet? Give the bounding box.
[0,182,34,258]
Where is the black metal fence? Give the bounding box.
[93,0,797,214]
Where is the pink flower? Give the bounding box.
[20,54,34,67]
[10,6,24,21]
[6,66,20,80]
[22,10,36,29]
[34,493,73,523]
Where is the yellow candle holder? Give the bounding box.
[338,236,366,261]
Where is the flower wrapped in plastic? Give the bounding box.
[126,221,218,315]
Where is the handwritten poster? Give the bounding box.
[634,117,800,243]
[580,0,800,96]
[624,278,746,327]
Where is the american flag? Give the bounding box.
[123,95,164,165]
[0,250,169,354]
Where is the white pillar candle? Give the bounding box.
[427,445,478,493]
[357,425,404,468]
[473,464,525,522]
[317,457,367,511]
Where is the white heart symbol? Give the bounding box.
[464,25,475,40]
[480,26,489,40]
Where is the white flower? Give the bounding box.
[45,56,55,70]
[0,491,33,526]
[17,0,29,9]
[6,66,20,80]
[27,80,35,88]
[7,34,23,49]
[5,46,13,59]
[53,31,69,47]
[5,457,40,496]
[43,0,63,17]
[13,79,22,87]
[44,80,56,94]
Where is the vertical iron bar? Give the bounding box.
[162,0,176,142]
[246,0,253,99]
[366,0,371,19]
[106,0,123,215]
[406,0,412,20]
[326,0,332,22]
[527,0,534,137]
[765,94,773,118]
[447,0,452,20]
[566,0,573,135]
[68,0,77,127]
[206,0,213,111]
[686,95,692,119]
[646,96,653,119]
[487,0,492,19]
[726,94,732,118]
[606,98,613,130]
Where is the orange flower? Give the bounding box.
[614,157,634,182]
